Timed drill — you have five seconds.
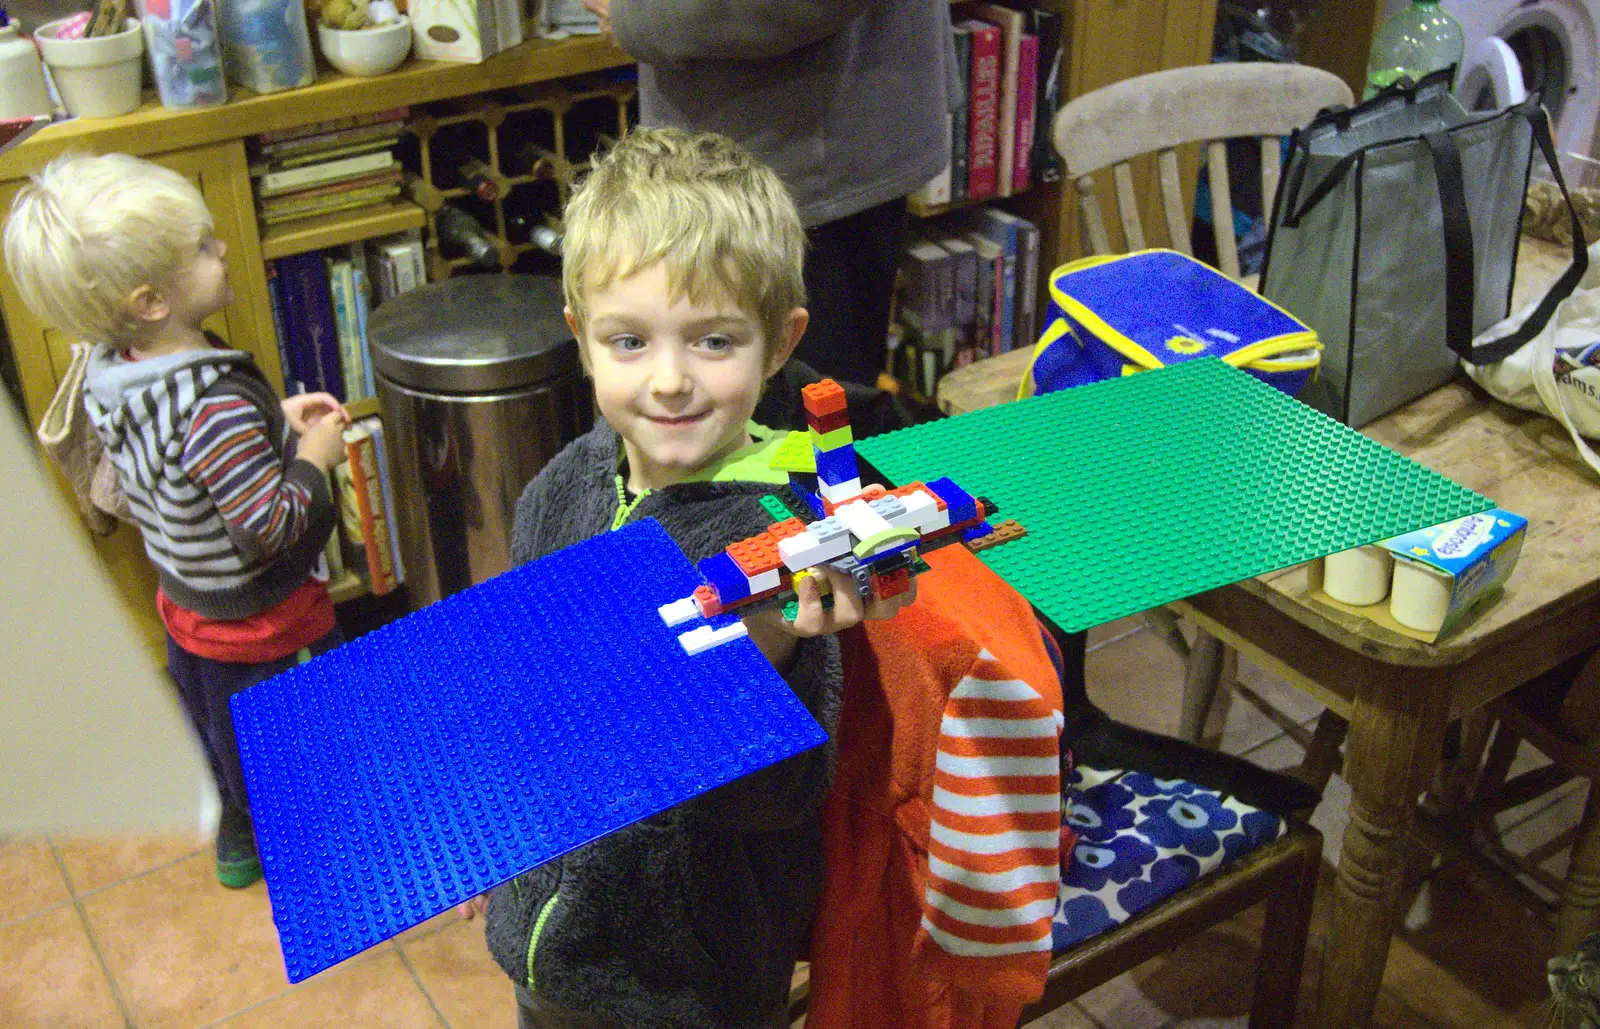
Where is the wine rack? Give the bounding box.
[403,72,639,282]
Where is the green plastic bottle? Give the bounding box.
[1363,0,1465,99]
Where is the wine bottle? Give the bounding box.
[453,157,501,202]
[434,204,503,270]
[510,141,559,180]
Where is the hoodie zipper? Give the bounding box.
[525,890,560,992]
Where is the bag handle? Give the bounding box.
[1444,106,1589,363]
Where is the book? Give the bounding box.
[959,20,1003,200]
[1013,33,1039,194]
[959,209,1017,353]
[258,168,404,208]
[931,232,978,333]
[279,252,346,399]
[974,207,1039,351]
[365,418,406,587]
[259,183,404,224]
[1028,7,1064,184]
[264,260,304,395]
[960,229,1002,358]
[259,120,407,162]
[342,422,397,595]
[348,245,376,398]
[327,255,367,403]
[950,24,971,204]
[254,136,401,173]
[899,239,956,334]
[257,150,396,195]
[385,234,425,292]
[257,107,408,146]
[970,4,1026,198]
[321,468,346,582]
[333,462,368,579]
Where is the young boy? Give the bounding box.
[4,153,350,889]
[480,128,914,1028]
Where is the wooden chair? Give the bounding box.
[1051,61,1353,746]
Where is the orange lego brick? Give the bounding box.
[727,533,782,577]
[692,584,723,617]
[768,518,808,541]
[801,379,848,418]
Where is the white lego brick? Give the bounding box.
[919,507,951,533]
[871,496,918,530]
[747,568,782,594]
[809,515,849,544]
[778,529,852,572]
[678,621,750,655]
[658,596,701,627]
[900,489,938,528]
[836,499,893,545]
[818,477,861,504]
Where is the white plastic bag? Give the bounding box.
[1463,238,1600,475]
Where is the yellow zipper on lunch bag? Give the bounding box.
[525,890,560,992]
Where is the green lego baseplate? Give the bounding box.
[855,358,1494,633]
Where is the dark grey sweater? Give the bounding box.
[484,420,843,1029]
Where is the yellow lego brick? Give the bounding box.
[768,430,817,473]
[808,424,854,451]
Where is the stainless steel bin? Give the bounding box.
[368,274,590,608]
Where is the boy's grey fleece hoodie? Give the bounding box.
[484,419,843,1029]
[81,343,333,619]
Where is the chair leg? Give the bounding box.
[1472,720,1522,843]
[1180,630,1226,744]
[1143,606,1191,661]
[1558,781,1600,952]
[1249,830,1321,1029]
[1295,712,1348,794]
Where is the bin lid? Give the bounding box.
[368,274,577,393]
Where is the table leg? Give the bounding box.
[1317,687,1449,1029]
[1558,783,1600,952]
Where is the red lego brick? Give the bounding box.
[693,584,723,618]
[873,567,911,600]
[768,517,808,542]
[806,408,852,435]
[727,532,782,577]
[801,379,848,419]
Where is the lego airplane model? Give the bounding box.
[658,379,1028,656]
[230,357,1494,982]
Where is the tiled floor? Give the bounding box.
[1,618,1577,1029]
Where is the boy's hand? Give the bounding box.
[742,563,917,669]
[282,393,350,435]
[457,894,488,920]
[296,416,348,472]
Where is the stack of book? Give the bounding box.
[267,230,427,403]
[889,207,1040,398]
[332,415,406,596]
[910,2,1063,208]
[250,108,411,226]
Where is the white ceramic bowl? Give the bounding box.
[317,15,411,77]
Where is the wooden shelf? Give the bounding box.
[908,192,1009,220]
[260,199,427,260]
[0,35,631,179]
[328,571,369,605]
[346,396,381,420]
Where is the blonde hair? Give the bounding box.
[3,152,214,343]
[562,127,806,358]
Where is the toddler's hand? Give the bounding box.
[742,563,916,668]
[297,416,348,472]
[282,392,350,435]
[457,894,488,920]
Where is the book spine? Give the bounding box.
[256,106,409,146]
[1018,221,1040,351]
[1030,9,1064,183]
[259,150,395,194]
[387,244,419,293]
[286,252,346,400]
[967,23,1001,200]
[343,429,396,595]
[264,260,304,396]
[1000,227,1017,352]
[365,418,406,586]
[349,247,377,398]
[328,258,366,403]
[989,247,1005,357]
[950,27,971,204]
[321,467,346,581]
[1013,34,1039,194]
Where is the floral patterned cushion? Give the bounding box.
[1051,765,1286,952]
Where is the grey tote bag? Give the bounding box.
[1260,69,1587,428]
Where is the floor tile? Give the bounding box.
[1020,1000,1100,1027]
[0,903,124,1029]
[1087,615,1147,649]
[211,950,443,1029]
[1086,627,1189,737]
[1233,656,1329,730]
[399,914,512,1029]
[1073,918,1261,1029]
[52,832,207,896]
[79,850,289,1029]
[0,839,72,924]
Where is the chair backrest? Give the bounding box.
[1052,62,1354,279]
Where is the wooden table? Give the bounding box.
[937,236,1600,1029]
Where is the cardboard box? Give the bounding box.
[1310,508,1528,642]
[411,0,509,62]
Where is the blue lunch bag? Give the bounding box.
[1019,249,1322,399]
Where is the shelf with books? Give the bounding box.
[260,198,428,260]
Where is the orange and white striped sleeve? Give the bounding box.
[916,647,1066,1004]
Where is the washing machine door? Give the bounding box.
[1457,35,1529,112]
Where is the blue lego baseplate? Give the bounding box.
[232,518,826,983]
